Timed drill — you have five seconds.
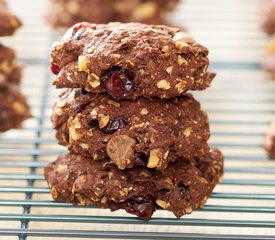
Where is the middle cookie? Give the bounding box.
[52,89,211,170]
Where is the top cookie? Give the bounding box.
[47,0,179,28]
[51,22,215,100]
[0,0,22,36]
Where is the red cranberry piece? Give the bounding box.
[50,63,60,75]
[127,196,156,220]
[103,67,134,100]
[102,117,127,134]
[177,182,189,197]
[72,24,86,40]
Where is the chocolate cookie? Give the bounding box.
[51,22,215,100]
[47,0,179,28]
[263,37,275,79]
[0,83,31,132]
[52,89,210,170]
[45,148,224,219]
[0,44,22,85]
[260,0,275,35]
[0,0,22,36]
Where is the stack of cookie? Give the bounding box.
[0,0,30,132]
[47,0,179,28]
[45,22,224,219]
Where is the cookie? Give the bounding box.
[47,0,179,28]
[44,148,224,219]
[0,44,22,85]
[51,22,215,100]
[52,89,210,170]
[263,37,275,79]
[0,83,31,132]
[259,0,275,35]
[0,0,22,36]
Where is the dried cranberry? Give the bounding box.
[50,63,60,75]
[101,117,127,134]
[127,196,156,220]
[103,67,134,100]
[72,24,86,40]
[177,182,189,197]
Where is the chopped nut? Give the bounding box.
[101,197,107,204]
[106,135,136,170]
[173,31,196,44]
[78,55,89,72]
[66,0,79,14]
[90,108,98,119]
[79,176,87,183]
[98,114,110,128]
[71,117,81,129]
[10,17,20,28]
[175,41,189,51]
[80,143,89,149]
[183,127,192,137]
[164,177,173,186]
[56,164,68,172]
[178,55,187,65]
[157,80,171,90]
[119,188,129,196]
[86,46,95,53]
[126,59,135,67]
[12,102,27,114]
[166,66,173,75]
[0,60,11,74]
[0,73,5,82]
[156,199,169,209]
[50,186,58,199]
[140,108,149,115]
[87,73,100,88]
[108,172,114,179]
[107,100,121,108]
[132,2,157,20]
[91,153,97,160]
[112,180,121,187]
[161,45,169,53]
[185,207,193,214]
[68,117,82,142]
[266,39,275,54]
[175,79,186,93]
[147,148,169,168]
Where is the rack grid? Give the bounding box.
[0,0,275,239]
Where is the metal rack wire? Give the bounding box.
[0,0,275,239]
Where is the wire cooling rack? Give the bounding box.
[0,0,275,239]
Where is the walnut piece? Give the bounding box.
[147,148,169,168]
[173,31,196,44]
[78,56,89,72]
[106,135,136,170]
[156,199,169,209]
[132,2,157,20]
[157,80,171,90]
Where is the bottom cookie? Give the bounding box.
[45,149,223,219]
[0,83,31,132]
